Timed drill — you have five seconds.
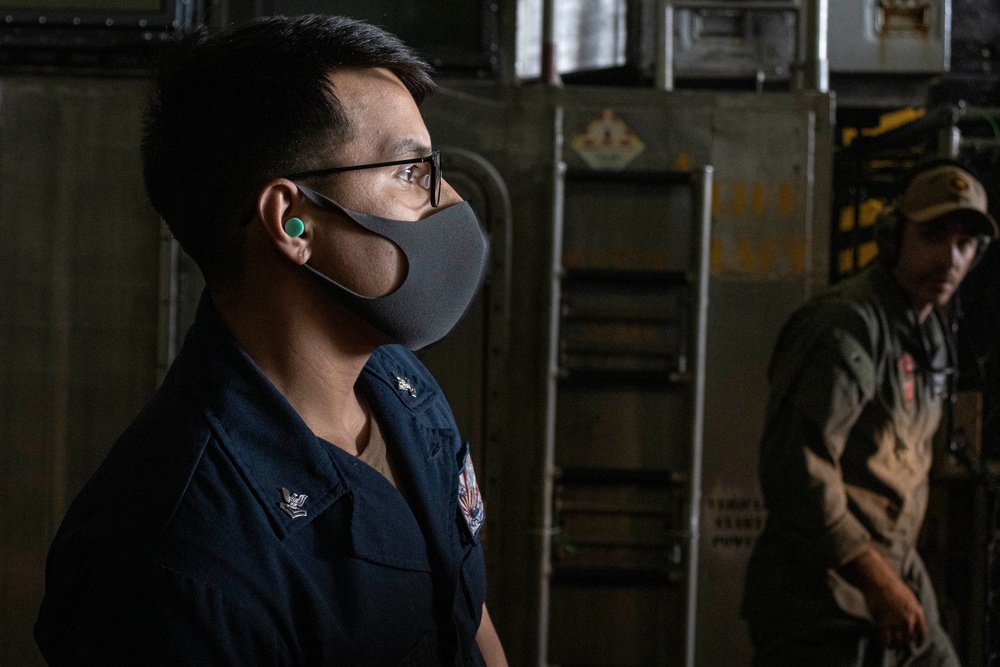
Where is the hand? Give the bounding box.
[864,569,927,648]
[839,547,928,649]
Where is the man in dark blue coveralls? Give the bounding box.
[34,15,506,666]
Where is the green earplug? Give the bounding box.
[284,217,305,238]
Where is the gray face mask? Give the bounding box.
[295,184,489,351]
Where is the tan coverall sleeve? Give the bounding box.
[758,324,878,569]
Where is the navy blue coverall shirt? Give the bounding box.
[34,296,488,666]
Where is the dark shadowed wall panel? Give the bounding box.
[0,78,160,665]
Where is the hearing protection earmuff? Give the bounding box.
[873,204,905,267]
[873,159,994,268]
[874,203,993,268]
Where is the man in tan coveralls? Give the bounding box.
[743,163,999,666]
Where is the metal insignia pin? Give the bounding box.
[393,373,417,397]
[279,487,308,519]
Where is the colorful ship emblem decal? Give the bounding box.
[458,451,485,538]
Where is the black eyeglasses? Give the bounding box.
[284,150,442,208]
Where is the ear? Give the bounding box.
[256,178,312,265]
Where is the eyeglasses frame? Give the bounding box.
[283,150,442,208]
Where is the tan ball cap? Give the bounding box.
[897,165,999,239]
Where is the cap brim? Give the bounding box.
[907,203,1000,239]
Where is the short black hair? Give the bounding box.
[142,15,435,286]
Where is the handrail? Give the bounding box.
[684,165,713,667]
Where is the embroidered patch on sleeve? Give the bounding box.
[458,451,485,538]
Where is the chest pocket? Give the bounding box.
[872,353,939,491]
[344,458,433,572]
[389,628,439,666]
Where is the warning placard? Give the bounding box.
[571,109,645,171]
